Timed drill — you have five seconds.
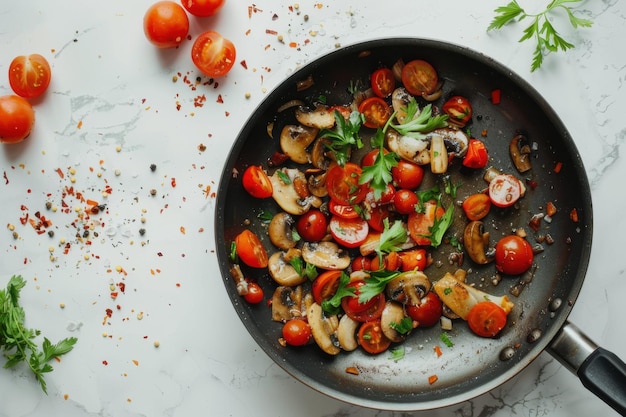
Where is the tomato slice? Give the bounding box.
[191,30,236,78]
[442,95,473,127]
[488,174,522,208]
[358,97,392,129]
[462,193,491,221]
[370,68,395,98]
[398,248,428,271]
[235,229,268,268]
[328,200,359,219]
[242,165,273,198]
[401,59,439,96]
[343,292,386,323]
[8,54,52,98]
[463,139,489,169]
[342,281,377,313]
[311,270,343,304]
[329,215,369,248]
[326,162,368,205]
[467,302,508,338]
[365,205,392,233]
[407,201,445,246]
[358,319,391,354]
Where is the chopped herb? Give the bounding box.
[391,100,448,139]
[415,185,441,213]
[257,209,274,223]
[376,219,408,259]
[389,346,406,361]
[320,110,364,167]
[428,204,454,248]
[276,170,291,185]
[289,256,318,280]
[390,317,413,335]
[321,272,354,315]
[229,241,238,262]
[291,228,301,242]
[443,176,462,198]
[358,270,401,304]
[359,127,399,200]
[440,332,454,348]
[449,235,463,251]
[317,94,327,104]
[443,287,452,296]
[348,79,364,95]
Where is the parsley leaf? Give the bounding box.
[390,317,414,335]
[320,110,364,167]
[358,270,401,304]
[391,101,449,139]
[359,128,399,200]
[440,332,455,348]
[376,219,408,258]
[389,346,405,361]
[288,256,318,281]
[429,203,455,248]
[321,272,354,315]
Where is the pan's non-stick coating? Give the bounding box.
[215,39,592,410]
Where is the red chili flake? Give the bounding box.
[171,177,177,187]
[289,41,298,48]
[240,60,248,69]
[570,208,579,222]
[116,304,121,310]
[553,161,563,173]
[3,171,8,184]
[225,111,230,117]
[434,345,443,357]
[118,282,126,293]
[491,89,501,104]
[55,168,64,178]
[157,252,163,257]
[216,94,223,103]
[110,292,118,299]
[546,202,557,217]
[193,94,206,107]
[105,308,113,318]
[102,360,108,365]
[428,374,438,385]
[265,29,278,35]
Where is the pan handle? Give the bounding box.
[548,321,626,416]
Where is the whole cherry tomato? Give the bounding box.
[180,0,225,16]
[282,319,311,346]
[0,95,35,144]
[391,160,424,190]
[494,235,534,275]
[462,193,491,221]
[243,281,264,304]
[393,189,418,215]
[406,292,443,327]
[143,1,189,48]
[191,30,236,77]
[463,139,489,169]
[8,54,51,98]
[296,209,327,242]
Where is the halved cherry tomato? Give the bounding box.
[366,205,392,233]
[282,319,311,346]
[311,270,342,304]
[406,292,442,327]
[467,302,507,338]
[463,139,489,169]
[369,251,401,271]
[361,148,385,167]
[358,96,392,129]
[235,229,268,268]
[398,248,428,271]
[180,0,225,16]
[343,292,386,322]
[401,59,438,96]
[358,319,391,354]
[242,165,273,198]
[365,183,396,207]
[391,160,424,190]
[143,1,190,48]
[191,30,236,77]
[0,95,35,144]
[370,68,395,98]
[488,174,522,208]
[326,162,368,205]
[407,201,445,246]
[351,256,372,271]
[494,235,534,275]
[342,281,377,313]
[442,96,473,127]
[393,189,418,215]
[462,193,491,221]
[8,54,51,98]
[243,281,264,304]
[329,215,369,248]
[296,209,327,242]
[328,200,359,219]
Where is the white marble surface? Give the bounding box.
[1,1,625,416]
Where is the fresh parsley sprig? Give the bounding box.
[320,110,364,167]
[376,219,408,260]
[1,275,77,394]
[358,270,401,304]
[391,100,448,139]
[321,272,354,315]
[359,125,399,200]
[488,0,593,72]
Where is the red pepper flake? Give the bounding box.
[132,359,139,366]
[118,282,126,293]
[77,120,83,129]
[157,252,163,257]
[193,94,206,107]
[216,94,224,103]
[570,208,579,222]
[105,308,113,318]
[102,360,108,365]
[171,177,177,187]
[428,375,439,385]
[55,168,65,178]
[110,292,118,300]
[265,29,278,35]
[225,111,230,117]
[546,202,557,217]
[240,60,248,69]
[491,89,501,104]
[289,41,298,48]
[345,366,360,375]
[245,29,251,36]
[434,345,443,357]
[180,226,186,234]
[553,161,563,173]
[3,171,8,184]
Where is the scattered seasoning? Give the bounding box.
[434,345,443,357]
[491,89,501,104]
[428,374,439,385]
[345,366,360,375]
[553,161,563,173]
[546,201,557,217]
[570,208,579,222]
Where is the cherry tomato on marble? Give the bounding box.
[488,174,522,208]
[329,215,369,248]
[462,193,491,221]
[0,95,35,144]
[8,54,51,98]
[494,235,534,275]
[393,189,419,215]
[311,270,342,304]
[467,302,507,338]
[358,319,391,354]
[243,281,264,304]
[180,0,225,16]
[282,319,311,346]
[370,68,395,98]
[235,229,268,268]
[326,162,368,205]
[242,165,273,198]
[391,160,424,190]
[191,30,236,77]
[143,1,189,49]
[296,209,327,242]
[442,95,472,127]
[358,96,392,129]
[463,139,489,169]
[401,59,438,96]
[406,292,442,327]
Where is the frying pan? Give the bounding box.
[215,38,626,413]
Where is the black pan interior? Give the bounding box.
[214,38,592,410]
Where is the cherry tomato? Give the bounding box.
[462,193,491,221]
[365,205,392,233]
[406,292,442,327]
[242,165,273,198]
[0,95,35,144]
[342,281,377,313]
[8,54,51,98]
[488,174,522,208]
[329,215,369,248]
[311,270,343,304]
[398,248,428,272]
[180,0,225,16]
[442,95,473,127]
[235,229,268,268]
[467,302,507,338]
[328,200,359,219]
[407,201,445,246]
[351,256,372,271]
[191,30,236,77]
[370,68,395,98]
[369,251,401,271]
[365,183,396,207]
[393,189,418,215]
[494,235,534,275]
[343,291,386,323]
[358,96,392,129]
[326,162,368,205]
[358,319,391,354]
[296,209,327,242]
[463,139,489,169]
[143,1,190,48]
[361,148,385,167]
[282,319,312,346]
[391,160,424,190]
[243,281,264,304]
[401,59,438,96]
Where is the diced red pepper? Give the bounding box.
[491,89,501,104]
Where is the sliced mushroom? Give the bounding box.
[307,302,340,355]
[429,132,448,174]
[295,104,337,129]
[280,124,319,164]
[305,168,328,198]
[337,314,359,351]
[385,270,432,306]
[510,134,532,173]
[268,250,307,286]
[386,129,430,165]
[271,285,305,322]
[380,300,410,343]
[270,168,322,215]
[301,241,351,270]
[463,220,495,265]
[268,212,297,250]
[391,87,413,124]
[310,137,332,170]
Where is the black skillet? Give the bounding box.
[214,39,626,413]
